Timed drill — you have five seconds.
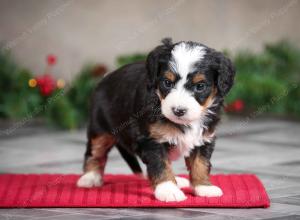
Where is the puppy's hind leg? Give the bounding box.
[77,133,115,188]
[116,144,143,176]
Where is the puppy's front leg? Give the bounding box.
[185,145,222,197]
[137,138,186,202]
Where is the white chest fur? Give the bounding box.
[149,121,209,160]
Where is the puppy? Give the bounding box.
[77,38,235,202]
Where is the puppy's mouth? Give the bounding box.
[162,116,192,130]
[165,115,193,126]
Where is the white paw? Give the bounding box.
[154,181,187,202]
[175,176,190,188]
[194,185,223,197]
[77,171,102,188]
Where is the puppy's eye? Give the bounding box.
[163,79,174,89]
[194,82,206,92]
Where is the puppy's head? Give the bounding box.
[146,38,235,125]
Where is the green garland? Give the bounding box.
[0,51,103,129]
[227,40,300,117]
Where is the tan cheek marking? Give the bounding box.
[202,87,217,109]
[164,71,176,82]
[156,89,163,101]
[203,129,216,143]
[192,73,206,84]
[185,155,210,186]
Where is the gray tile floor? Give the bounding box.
[0,117,300,219]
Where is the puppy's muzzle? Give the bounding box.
[172,107,187,117]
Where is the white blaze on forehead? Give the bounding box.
[161,43,207,127]
[170,42,206,77]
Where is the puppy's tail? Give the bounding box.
[116,145,143,175]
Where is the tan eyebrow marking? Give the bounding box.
[192,73,206,84]
[164,71,176,82]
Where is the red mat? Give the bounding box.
[0,174,270,208]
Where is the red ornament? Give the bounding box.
[224,99,245,113]
[233,99,245,112]
[47,54,57,66]
[36,74,56,96]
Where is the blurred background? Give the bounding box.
[1,1,300,219]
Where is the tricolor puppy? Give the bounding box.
[77,38,235,202]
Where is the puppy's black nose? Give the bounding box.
[172,107,187,117]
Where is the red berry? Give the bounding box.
[233,99,245,112]
[47,54,57,65]
[36,74,56,96]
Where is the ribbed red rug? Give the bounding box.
[0,174,269,208]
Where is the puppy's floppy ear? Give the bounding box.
[146,47,160,87]
[213,51,235,96]
[146,38,173,88]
